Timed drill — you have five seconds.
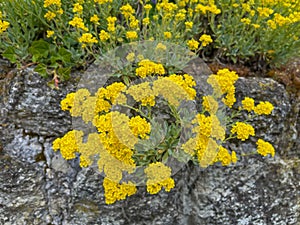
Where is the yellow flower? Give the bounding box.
[44,11,56,21]
[231,122,255,141]
[144,162,175,194]
[252,23,260,29]
[90,14,100,24]
[120,3,135,19]
[231,151,238,163]
[0,20,10,33]
[142,17,150,26]
[144,4,152,12]
[44,0,61,8]
[241,97,255,111]
[187,39,199,50]
[103,178,136,204]
[129,16,139,29]
[126,52,135,62]
[73,3,83,14]
[164,32,172,39]
[46,30,54,38]
[185,21,193,30]
[254,101,274,115]
[126,31,138,40]
[202,95,218,114]
[52,130,84,160]
[199,34,213,47]
[267,20,277,29]
[241,18,251,25]
[128,116,151,139]
[155,43,167,51]
[78,33,98,44]
[256,139,275,157]
[69,16,88,31]
[99,30,110,41]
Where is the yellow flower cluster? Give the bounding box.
[199,34,213,47]
[202,95,219,114]
[126,31,138,40]
[144,162,175,194]
[242,97,274,115]
[99,30,110,42]
[106,16,117,33]
[195,2,221,15]
[207,69,239,108]
[43,0,61,8]
[152,74,196,106]
[242,97,255,112]
[126,82,155,106]
[103,178,136,204]
[46,30,54,38]
[52,130,83,160]
[128,116,151,139]
[256,139,275,157]
[43,0,63,21]
[214,146,237,166]
[135,60,165,78]
[78,33,98,46]
[254,101,274,115]
[69,16,88,31]
[120,3,135,19]
[0,20,9,34]
[231,122,255,141]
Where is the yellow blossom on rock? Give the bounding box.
[254,101,274,115]
[231,151,238,163]
[144,162,175,194]
[52,130,83,160]
[242,97,255,111]
[103,178,137,204]
[256,139,275,157]
[203,95,218,114]
[128,116,151,139]
[231,122,255,141]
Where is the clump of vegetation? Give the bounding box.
[0,0,299,81]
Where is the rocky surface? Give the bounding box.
[0,59,299,225]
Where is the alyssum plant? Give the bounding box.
[53,56,275,204]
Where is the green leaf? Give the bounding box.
[34,64,48,77]
[58,67,71,81]
[58,47,72,63]
[2,47,17,63]
[29,39,50,59]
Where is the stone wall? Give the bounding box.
[0,60,299,225]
